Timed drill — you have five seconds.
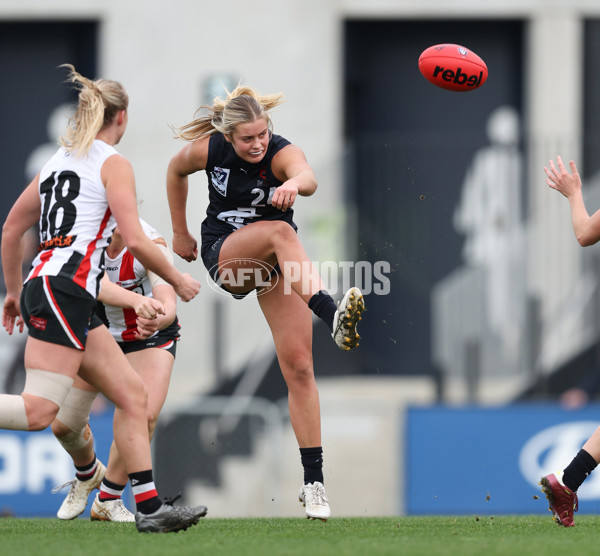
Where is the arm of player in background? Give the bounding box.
[135,240,179,337]
[98,274,165,319]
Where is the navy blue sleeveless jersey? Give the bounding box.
[200,132,297,251]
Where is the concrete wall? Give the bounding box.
[2,0,599,401]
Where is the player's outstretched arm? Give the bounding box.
[545,156,600,246]
[103,154,201,301]
[98,275,165,319]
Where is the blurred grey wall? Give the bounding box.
[1,0,599,406]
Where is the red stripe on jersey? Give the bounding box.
[73,208,112,291]
[120,307,139,342]
[119,251,136,281]
[43,276,85,350]
[30,250,54,279]
[119,251,139,341]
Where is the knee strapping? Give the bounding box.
[56,423,93,452]
[55,387,98,432]
[0,394,29,430]
[23,369,74,407]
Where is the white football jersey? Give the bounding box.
[26,140,118,298]
[103,219,162,342]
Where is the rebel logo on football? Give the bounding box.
[418,43,488,92]
[432,66,484,88]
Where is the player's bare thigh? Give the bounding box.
[78,325,147,411]
[217,221,295,293]
[125,348,173,423]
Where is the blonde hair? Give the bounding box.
[58,64,129,156]
[174,85,284,142]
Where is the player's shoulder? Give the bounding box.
[174,134,211,172]
[103,150,132,171]
[271,133,291,147]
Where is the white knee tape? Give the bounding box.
[0,394,30,430]
[56,388,98,432]
[23,369,74,407]
[55,387,98,432]
[56,423,93,452]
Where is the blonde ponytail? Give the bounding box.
[58,64,129,156]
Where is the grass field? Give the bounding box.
[1,515,599,556]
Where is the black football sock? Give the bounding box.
[129,470,162,514]
[563,449,598,492]
[75,454,98,481]
[98,477,127,502]
[308,291,337,333]
[300,446,324,485]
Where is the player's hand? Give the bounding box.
[134,315,160,340]
[173,231,198,262]
[544,156,582,199]
[271,181,299,211]
[174,273,201,302]
[2,294,24,335]
[132,295,165,320]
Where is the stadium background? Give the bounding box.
[2,0,600,518]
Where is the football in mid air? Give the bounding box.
[418,44,488,92]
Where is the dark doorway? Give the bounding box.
[0,21,97,291]
[343,19,524,376]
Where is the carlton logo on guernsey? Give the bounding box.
[26,140,119,299]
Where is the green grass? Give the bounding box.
[1,515,599,556]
